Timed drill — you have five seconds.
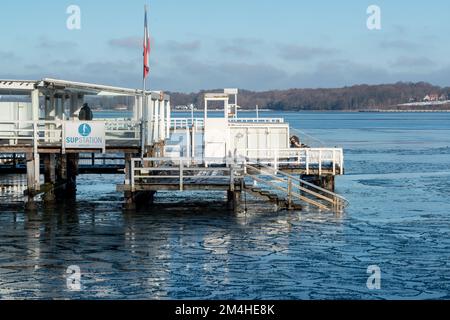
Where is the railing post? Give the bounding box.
[274,149,279,172]
[230,164,235,192]
[306,149,310,175]
[186,127,191,166]
[319,150,322,175]
[61,121,66,155]
[333,149,336,176]
[33,120,38,155]
[179,160,184,191]
[131,159,135,191]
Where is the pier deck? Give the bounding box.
[1,79,347,211]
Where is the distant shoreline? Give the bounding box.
[95,109,450,114]
[358,109,450,113]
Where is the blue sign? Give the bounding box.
[78,123,92,137]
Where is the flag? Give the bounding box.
[143,6,150,79]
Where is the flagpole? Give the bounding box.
[141,74,146,159]
[141,5,148,159]
[141,72,146,159]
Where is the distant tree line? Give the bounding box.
[2,82,450,111]
[168,82,450,111]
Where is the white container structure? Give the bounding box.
[167,89,291,162]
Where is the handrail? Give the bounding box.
[0,119,141,145]
[128,155,348,211]
[170,117,285,130]
[229,118,284,123]
[247,173,329,210]
[130,157,237,191]
[237,148,344,176]
[243,157,348,208]
[246,164,336,204]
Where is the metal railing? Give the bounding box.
[170,117,285,130]
[229,118,284,124]
[244,161,348,211]
[171,118,204,130]
[128,155,348,211]
[237,148,344,175]
[78,153,125,167]
[130,157,239,191]
[0,119,141,146]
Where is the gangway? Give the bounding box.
[118,155,348,212]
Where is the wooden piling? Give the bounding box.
[300,175,335,192]
[227,190,241,212]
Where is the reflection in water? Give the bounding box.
[1,112,450,299]
[0,174,27,203]
[0,195,345,300]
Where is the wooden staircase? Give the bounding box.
[242,162,348,212]
[244,185,303,210]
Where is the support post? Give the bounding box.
[287,178,293,210]
[26,153,39,194]
[186,126,191,160]
[31,89,40,192]
[43,154,56,202]
[67,153,79,194]
[227,190,241,212]
[300,175,335,192]
[165,100,171,139]
[44,154,56,184]
[179,160,184,191]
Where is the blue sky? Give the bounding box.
[1,0,449,92]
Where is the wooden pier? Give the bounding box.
[0,80,347,212]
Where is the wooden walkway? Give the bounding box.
[118,157,348,212]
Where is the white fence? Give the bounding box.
[129,157,237,191]
[171,118,204,131]
[0,119,141,145]
[229,118,284,124]
[236,148,344,175]
[170,117,285,130]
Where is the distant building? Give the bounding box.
[439,94,447,101]
[423,94,439,102]
[174,104,197,111]
[113,104,128,111]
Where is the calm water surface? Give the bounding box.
[1,112,450,299]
